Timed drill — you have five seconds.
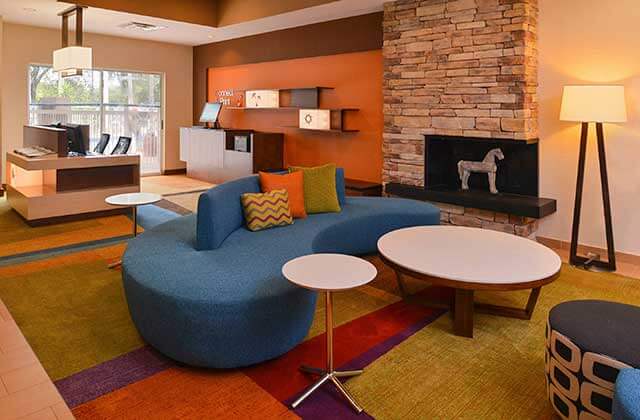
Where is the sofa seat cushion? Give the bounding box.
[122,196,440,368]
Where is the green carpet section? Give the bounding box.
[346,265,640,419]
[0,249,143,381]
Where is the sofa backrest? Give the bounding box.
[196,168,346,251]
[335,167,346,206]
[196,175,261,250]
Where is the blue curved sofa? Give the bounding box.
[122,170,440,368]
[614,369,640,420]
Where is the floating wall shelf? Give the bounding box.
[226,106,303,110]
[284,108,359,133]
[225,87,334,109]
[220,87,360,133]
[283,127,360,133]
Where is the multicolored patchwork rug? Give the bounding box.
[1,244,639,419]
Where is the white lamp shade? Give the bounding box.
[560,85,627,123]
[53,46,92,76]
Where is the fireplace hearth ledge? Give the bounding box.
[385,183,556,219]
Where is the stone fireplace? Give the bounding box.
[382,0,554,236]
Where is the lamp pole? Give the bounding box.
[569,121,616,272]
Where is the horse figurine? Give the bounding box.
[457,148,505,194]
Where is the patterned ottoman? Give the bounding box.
[546,300,640,419]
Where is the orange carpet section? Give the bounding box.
[0,244,126,277]
[72,368,299,420]
[0,215,134,258]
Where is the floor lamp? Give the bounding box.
[560,85,627,272]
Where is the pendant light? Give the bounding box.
[53,5,92,78]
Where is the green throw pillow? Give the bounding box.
[289,164,341,214]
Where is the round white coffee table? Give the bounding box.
[105,192,162,268]
[283,253,377,413]
[378,226,561,338]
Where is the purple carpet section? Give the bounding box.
[288,307,447,418]
[292,387,375,419]
[55,346,172,408]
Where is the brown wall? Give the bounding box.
[207,50,383,182]
[63,0,218,27]
[216,0,335,26]
[193,12,383,123]
[1,23,193,180]
[64,0,336,27]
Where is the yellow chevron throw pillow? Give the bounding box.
[241,189,294,232]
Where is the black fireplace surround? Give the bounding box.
[425,135,538,195]
[385,135,556,218]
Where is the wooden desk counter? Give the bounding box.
[7,152,140,171]
[6,152,140,224]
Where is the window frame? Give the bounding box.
[27,64,165,175]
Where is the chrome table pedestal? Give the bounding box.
[292,291,364,413]
[105,193,162,269]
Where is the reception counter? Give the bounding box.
[5,151,140,224]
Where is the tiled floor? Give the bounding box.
[140,174,213,196]
[0,300,73,420]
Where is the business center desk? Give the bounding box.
[5,151,140,224]
[180,127,284,184]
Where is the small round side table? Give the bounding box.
[105,192,162,268]
[282,253,377,413]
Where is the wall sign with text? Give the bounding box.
[215,89,244,107]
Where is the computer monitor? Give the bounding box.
[199,102,222,128]
[47,122,87,156]
[66,124,87,155]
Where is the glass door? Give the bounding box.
[28,65,163,175]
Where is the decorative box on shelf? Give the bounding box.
[299,109,331,130]
[245,90,279,108]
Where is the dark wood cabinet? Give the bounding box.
[345,178,382,197]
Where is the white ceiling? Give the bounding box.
[0,0,385,46]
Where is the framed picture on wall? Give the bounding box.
[299,109,330,130]
[245,90,279,108]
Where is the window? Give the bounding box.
[28,65,163,175]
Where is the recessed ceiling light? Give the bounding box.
[208,35,214,39]
[118,22,167,32]
[23,7,37,13]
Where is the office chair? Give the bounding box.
[93,133,110,154]
[111,136,132,155]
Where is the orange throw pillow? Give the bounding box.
[259,171,307,218]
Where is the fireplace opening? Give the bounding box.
[425,135,539,197]
[385,135,555,219]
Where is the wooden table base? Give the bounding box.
[395,271,542,338]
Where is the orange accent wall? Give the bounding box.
[206,50,383,183]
